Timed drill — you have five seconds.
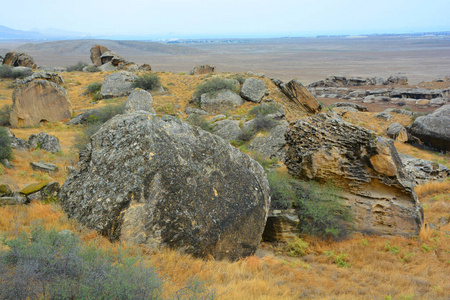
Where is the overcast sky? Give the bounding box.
[2,0,449,38]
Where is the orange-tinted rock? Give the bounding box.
[2,51,37,69]
[10,80,72,127]
[90,45,110,66]
[191,65,215,75]
[272,78,321,114]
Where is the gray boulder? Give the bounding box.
[11,137,29,151]
[211,119,242,142]
[248,121,289,161]
[30,162,59,173]
[399,154,449,185]
[240,78,266,103]
[99,62,118,72]
[333,102,368,112]
[28,132,61,153]
[387,75,408,85]
[200,89,244,113]
[59,112,270,261]
[124,89,156,114]
[67,110,98,125]
[185,107,208,115]
[410,105,450,152]
[100,71,138,98]
[384,108,414,117]
[16,71,64,86]
[375,112,393,120]
[387,122,409,143]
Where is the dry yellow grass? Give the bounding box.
[1,71,450,299]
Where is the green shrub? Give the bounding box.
[85,65,100,72]
[249,103,280,116]
[67,61,88,72]
[0,65,32,79]
[250,151,278,172]
[284,237,309,257]
[133,73,161,91]
[74,103,125,151]
[323,250,351,268]
[266,172,352,239]
[187,114,213,131]
[0,105,12,126]
[237,115,278,142]
[0,226,161,299]
[193,78,239,103]
[0,127,12,162]
[86,82,102,94]
[0,65,13,78]
[231,73,246,85]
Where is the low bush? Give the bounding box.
[84,65,100,72]
[193,78,239,103]
[249,103,280,116]
[0,127,12,162]
[86,82,102,94]
[187,114,213,131]
[0,65,32,79]
[250,151,278,172]
[0,226,161,299]
[284,237,310,257]
[266,171,352,239]
[0,105,12,126]
[237,115,278,142]
[133,73,161,91]
[74,103,125,151]
[67,61,88,72]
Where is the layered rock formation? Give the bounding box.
[2,51,37,69]
[272,78,321,114]
[59,112,270,260]
[285,112,423,236]
[90,45,110,66]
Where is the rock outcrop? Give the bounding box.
[200,89,244,113]
[240,78,266,103]
[100,71,138,98]
[90,45,110,66]
[247,121,289,161]
[59,112,270,260]
[16,71,64,86]
[285,112,423,236]
[399,154,449,185]
[272,78,321,114]
[124,89,156,114]
[409,105,450,152]
[10,80,72,127]
[191,65,215,75]
[387,122,409,143]
[2,51,37,69]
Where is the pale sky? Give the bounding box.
[1,0,449,38]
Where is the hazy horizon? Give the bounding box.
[1,0,449,40]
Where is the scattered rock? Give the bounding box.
[200,89,244,113]
[67,109,98,125]
[384,108,414,117]
[399,154,449,185]
[247,121,289,161]
[100,71,138,98]
[0,197,18,206]
[211,119,242,142]
[27,181,60,202]
[99,62,117,72]
[240,78,266,103]
[272,78,321,114]
[16,71,64,86]
[28,132,61,153]
[333,102,368,112]
[2,51,37,68]
[387,75,408,85]
[20,180,49,196]
[387,122,409,143]
[10,80,72,127]
[30,162,59,173]
[208,114,226,123]
[10,137,29,151]
[59,112,270,260]
[375,112,393,120]
[191,65,215,75]
[124,88,156,114]
[285,112,423,236]
[185,107,208,115]
[410,105,450,152]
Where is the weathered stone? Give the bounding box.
[272,78,321,114]
[30,162,59,173]
[0,197,18,206]
[387,75,408,85]
[240,78,266,103]
[334,102,368,112]
[100,51,126,66]
[0,184,13,196]
[384,108,414,117]
[2,51,37,68]
[99,62,117,72]
[27,181,60,202]
[10,80,72,127]
[208,114,226,123]
[387,122,409,143]
[124,88,156,114]
[399,154,449,185]
[247,121,289,161]
[28,132,61,153]
[67,110,97,125]
[59,112,270,260]
[375,112,393,120]
[10,137,29,151]
[185,107,208,115]
[410,105,450,152]
[90,45,110,66]
[200,89,244,113]
[100,71,138,98]
[211,119,241,142]
[16,71,64,86]
[191,65,215,75]
[20,180,48,196]
[262,209,300,242]
[285,112,423,236]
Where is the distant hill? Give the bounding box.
[16,39,205,57]
[0,25,44,40]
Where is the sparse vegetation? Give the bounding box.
[0,65,32,79]
[193,77,239,103]
[237,115,279,142]
[85,82,102,95]
[0,127,12,163]
[186,114,213,131]
[283,237,310,257]
[0,105,12,126]
[133,73,161,91]
[249,103,280,116]
[66,61,88,72]
[84,65,100,72]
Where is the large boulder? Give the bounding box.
[200,89,244,113]
[240,78,266,103]
[10,80,72,127]
[100,71,138,98]
[272,78,321,114]
[28,132,61,153]
[59,112,270,260]
[285,112,423,236]
[90,45,110,66]
[101,51,126,67]
[409,105,450,152]
[2,51,37,69]
[247,121,289,161]
[124,89,156,114]
[211,119,241,142]
[387,122,409,143]
[191,65,215,75]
